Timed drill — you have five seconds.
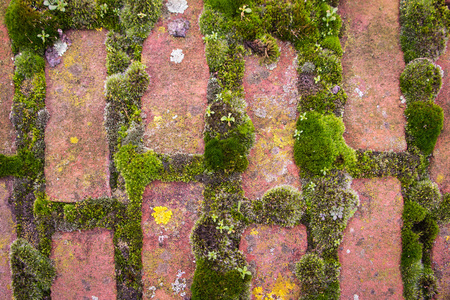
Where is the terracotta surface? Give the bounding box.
[0,179,15,300]
[141,0,208,155]
[339,178,404,299]
[242,41,301,201]
[45,30,110,202]
[141,181,202,299]
[240,224,307,300]
[339,0,407,152]
[432,223,450,299]
[0,0,15,155]
[50,228,117,300]
[430,39,450,194]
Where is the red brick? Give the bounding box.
[339,178,404,299]
[141,182,202,299]
[51,228,116,300]
[0,179,15,299]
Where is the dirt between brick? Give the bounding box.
[339,0,407,152]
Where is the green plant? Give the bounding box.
[10,238,56,299]
[44,0,67,12]
[236,265,251,279]
[221,113,235,126]
[204,137,249,173]
[207,251,218,260]
[239,4,251,19]
[405,101,443,156]
[399,0,450,62]
[400,58,442,103]
[294,111,355,175]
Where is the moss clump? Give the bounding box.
[10,238,56,300]
[191,258,251,299]
[405,101,443,156]
[14,51,46,80]
[204,34,229,72]
[204,137,249,173]
[295,253,340,300]
[400,58,443,103]
[399,0,450,62]
[319,35,343,56]
[294,111,355,175]
[299,88,347,115]
[120,0,162,39]
[5,0,58,53]
[252,185,305,227]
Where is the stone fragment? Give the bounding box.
[168,19,190,38]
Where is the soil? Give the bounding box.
[141,0,208,155]
[50,228,117,300]
[44,30,111,202]
[241,41,301,201]
[339,0,407,152]
[0,0,15,155]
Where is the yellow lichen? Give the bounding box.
[267,274,296,299]
[70,137,79,144]
[152,206,173,225]
[250,228,259,235]
[436,173,444,184]
[252,286,265,300]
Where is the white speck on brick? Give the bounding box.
[354,294,359,300]
[170,49,184,64]
[166,0,188,13]
[355,87,364,98]
[347,249,351,254]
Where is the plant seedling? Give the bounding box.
[37,30,50,43]
[239,5,252,20]
[236,266,251,279]
[221,113,235,126]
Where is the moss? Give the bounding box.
[319,35,343,56]
[317,3,342,39]
[204,137,249,173]
[159,154,206,182]
[217,44,246,92]
[295,253,340,300]
[407,180,442,212]
[204,35,229,72]
[304,174,358,258]
[405,101,443,156]
[299,88,347,115]
[252,185,305,227]
[294,111,355,175]
[191,258,251,299]
[199,4,229,36]
[14,50,46,80]
[399,0,450,62]
[5,0,58,53]
[120,0,162,39]
[10,238,56,300]
[205,0,249,18]
[400,58,443,103]
[435,193,450,224]
[106,50,132,75]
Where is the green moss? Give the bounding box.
[407,180,442,212]
[14,50,46,80]
[5,0,58,53]
[10,238,56,300]
[204,35,229,72]
[204,137,249,173]
[199,5,229,36]
[299,88,347,115]
[120,0,162,39]
[319,35,343,56]
[296,253,340,300]
[205,0,249,18]
[114,144,163,201]
[400,0,450,62]
[107,50,132,75]
[252,185,305,227]
[400,58,443,103]
[191,258,251,300]
[435,193,450,224]
[405,101,443,156]
[294,111,355,175]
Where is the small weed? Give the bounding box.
[236,266,251,279]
